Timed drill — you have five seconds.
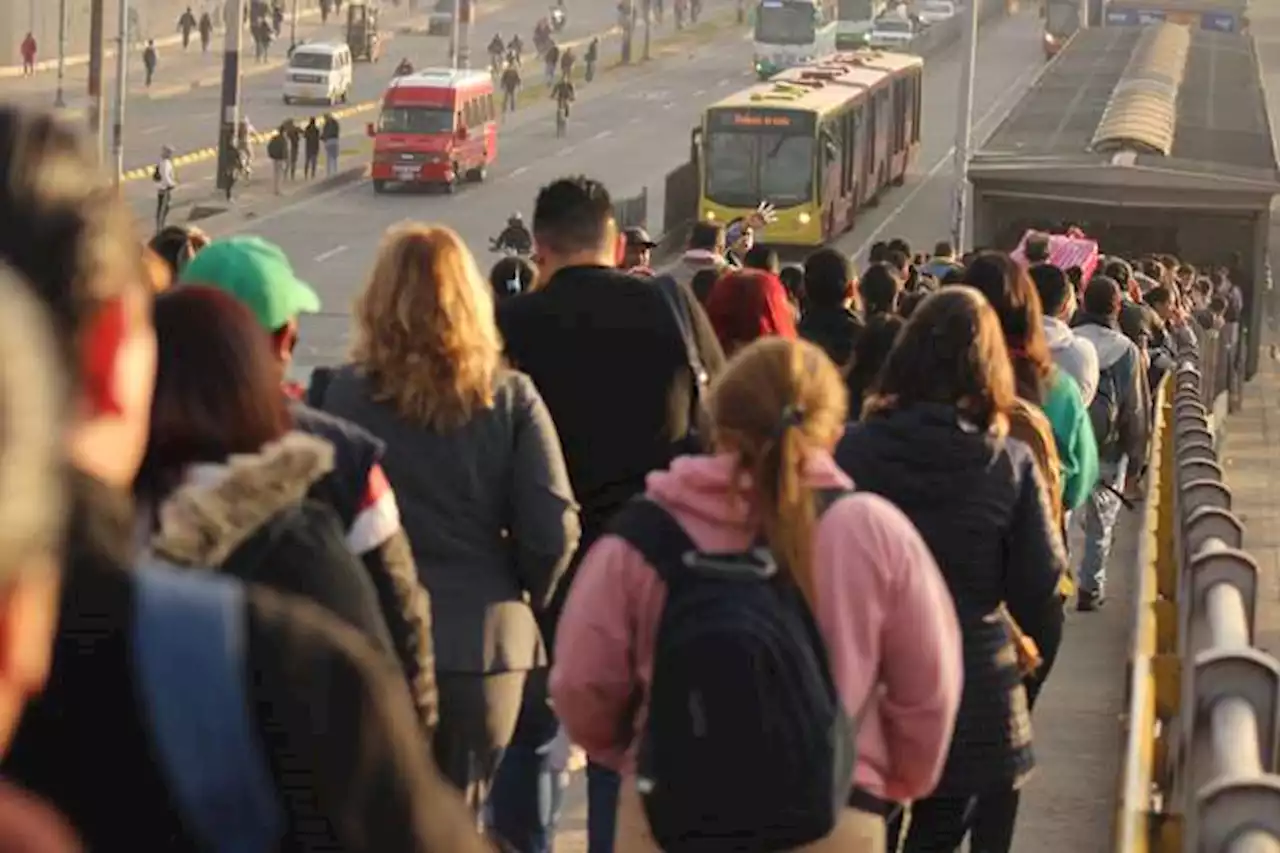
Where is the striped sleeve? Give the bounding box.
[347,464,403,555]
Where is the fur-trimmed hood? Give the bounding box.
[151,431,335,567]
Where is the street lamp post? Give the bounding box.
[54,0,68,107]
[289,0,299,49]
[642,0,652,59]
[110,0,129,183]
[950,0,979,251]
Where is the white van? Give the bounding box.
[283,43,353,105]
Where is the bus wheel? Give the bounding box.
[373,179,387,194]
[469,164,487,182]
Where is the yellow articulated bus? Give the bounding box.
[692,50,923,248]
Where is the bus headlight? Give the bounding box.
[797,211,811,225]
[704,210,717,221]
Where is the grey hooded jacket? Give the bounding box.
[1043,316,1100,406]
[1072,316,1149,475]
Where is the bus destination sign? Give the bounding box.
[709,109,813,132]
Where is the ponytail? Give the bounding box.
[747,411,817,605]
[710,338,848,605]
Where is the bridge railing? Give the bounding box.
[1117,328,1280,852]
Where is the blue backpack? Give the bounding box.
[607,491,857,852]
[133,563,284,853]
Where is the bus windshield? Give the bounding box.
[1046,2,1078,31]
[705,128,815,206]
[378,106,454,134]
[754,1,818,44]
[837,0,874,19]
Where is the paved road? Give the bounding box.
[2,0,655,177]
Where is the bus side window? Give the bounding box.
[486,93,496,122]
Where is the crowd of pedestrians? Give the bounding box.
[0,99,1237,853]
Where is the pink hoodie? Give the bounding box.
[550,451,964,803]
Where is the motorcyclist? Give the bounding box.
[550,0,567,30]
[395,57,414,76]
[559,46,575,78]
[507,32,524,59]
[533,17,551,49]
[492,213,533,255]
[488,33,504,61]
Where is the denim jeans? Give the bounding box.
[489,671,564,853]
[1080,459,1126,595]
[587,762,621,852]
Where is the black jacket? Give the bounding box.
[497,265,724,540]
[3,472,491,853]
[497,265,725,631]
[292,400,439,735]
[797,305,864,368]
[835,404,1066,795]
[149,431,398,661]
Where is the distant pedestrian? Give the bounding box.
[178,7,197,49]
[198,11,214,51]
[272,4,285,36]
[543,42,558,86]
[284,119,302,180]
[500,63,520,113]
[303,117,321,179]
[268,125,288,193]
[321,0,332,23]
[19,33,36,76]
[142,40,158,87]
[321,113,340,176]
[153,145,177,230]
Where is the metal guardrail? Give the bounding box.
[1117,326,1280,852]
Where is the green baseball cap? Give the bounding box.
[178,236,321,331]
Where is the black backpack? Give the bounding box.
[607,490,858,852]
[1089,362,1123,449]
[267,134,286,161]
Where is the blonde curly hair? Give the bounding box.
[351,223,502,430]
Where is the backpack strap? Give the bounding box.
[133,562,284,853]
[606,497,698,586]
[305,365,336,409]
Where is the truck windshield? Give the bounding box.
[874,16,912,32]
[754,1,818,44]
[290,52,335,69]
[1046,2,1078,31]
[705,129,815,207]
[378,106,454,134]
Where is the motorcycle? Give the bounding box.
[550,6,567,31]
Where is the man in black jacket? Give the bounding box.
[798,248,863,368]
[181,236,439,738]
[0,106,482,853]
[493,175,724,851]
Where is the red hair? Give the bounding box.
[704,268,797,355]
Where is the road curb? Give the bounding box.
[182,164,369,237]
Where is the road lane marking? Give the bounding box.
[851,59,1043,260]
[692,89,706,96]
[510,165,529,177]
[314,245,349,262]
[141,124,169,136]
[590,130,613,141]
[557,145,579,157]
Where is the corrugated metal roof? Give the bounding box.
[974,27,1277,181]
[1091,23,1190,155]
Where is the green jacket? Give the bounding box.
[1042,367,1100,511]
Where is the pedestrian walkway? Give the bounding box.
[1219,323,1280,657]
[0,6,419,113]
